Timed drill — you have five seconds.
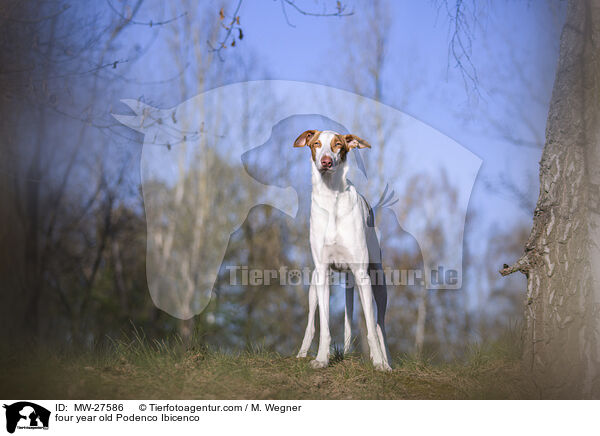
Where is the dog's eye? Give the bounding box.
[314,142,321,148]
[336,143,342,148]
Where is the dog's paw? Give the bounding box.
[296,351,308,358]
[310,359,328,369]
[374,362,392,372]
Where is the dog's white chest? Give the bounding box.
[325,191,355,242]
[310,188,366,268]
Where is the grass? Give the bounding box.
[0,328,536,399]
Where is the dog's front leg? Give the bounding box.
[310,266,331,369]
[297,270,318,358]
[344,273,353,355]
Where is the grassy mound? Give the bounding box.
[0,329,535,399]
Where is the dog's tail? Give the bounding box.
[372,184,399,218]
[364,184,398,229]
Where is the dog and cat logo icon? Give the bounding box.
[3,402,50,433]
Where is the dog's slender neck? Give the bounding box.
[311,160,349,196]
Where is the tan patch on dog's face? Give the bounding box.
[294,130,322,162]
[307,132,322,162]
[330,134,350,161]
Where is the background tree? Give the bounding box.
[501,0,600,398]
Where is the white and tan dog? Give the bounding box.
[294,130,391,371]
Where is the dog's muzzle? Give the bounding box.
[320,155,333,170]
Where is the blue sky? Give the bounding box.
[119,0,562,230]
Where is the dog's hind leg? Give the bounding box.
[343,273,353,355]
[353,266,390,371]
[297,271,318,358]
[371,264,392,367]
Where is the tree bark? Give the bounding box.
[502,0,600,398]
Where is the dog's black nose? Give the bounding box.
[321,155,333,168]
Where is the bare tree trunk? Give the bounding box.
[24,106,44,338]
[414,287,427,354]
[179,319,194,344]
[502,0,600,398]
[111,239,129,312]
[24,15,57,339]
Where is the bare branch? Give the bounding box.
[499,256,530,277]
[208,0,352,59]
[208,0,244,61]
[106,0,187,28]
[437,0,481,94]
[280,0,353,26]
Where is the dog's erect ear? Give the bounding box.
[294,130,318,147]
[345,134,371,149]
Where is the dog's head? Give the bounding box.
[293,130,371,174]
